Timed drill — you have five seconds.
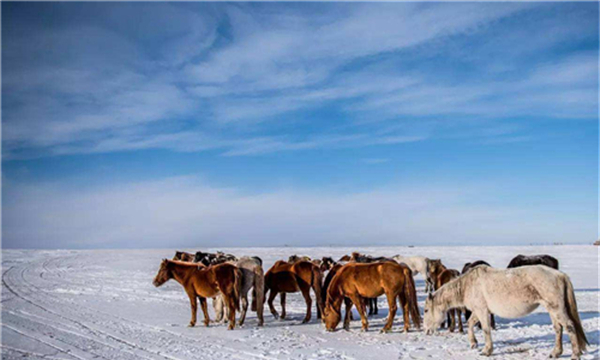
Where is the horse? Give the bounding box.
[435,268,463,333]
[194,251,238,266]
[461,260,495,330]
[212,256,265,326]
[264,260,324,323]
[173,251,195,262]
[288,255,311,263]
[347,252,395,315]
[427,259,447,290]
[424,265,588,359]
[321,259,353,324]
[153,259,242,330]
[320,257,337,272]
[507,254,559,270]
[323,261,421,333]
[393,255,434,293]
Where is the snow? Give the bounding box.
[2,245,598,359]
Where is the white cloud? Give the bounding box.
[3,176,594,249]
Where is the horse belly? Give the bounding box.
[487,299,539,319]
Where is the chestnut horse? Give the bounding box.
[347,252,395,315]
[173,251,195,262]
[264,260,324,323]
[324,262,421,333]
[153,259,242,330]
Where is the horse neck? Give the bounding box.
[170,263,199,286]
[435,277,464,311]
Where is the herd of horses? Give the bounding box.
[154,251,588,359]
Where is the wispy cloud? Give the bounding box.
[2,2,597,159]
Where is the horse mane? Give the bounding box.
[167,259,206,267]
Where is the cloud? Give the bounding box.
[3,176,595,249]
[2,3,598,159]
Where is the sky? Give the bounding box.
[2,2,598,249]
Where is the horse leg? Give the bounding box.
[186,292,197,327]
[477,310,493,356]
[267,290,279,319]
[490,313,496,330]
[199,296,210,327]
[381,293,397,333]
[398,293,410,333]
[213,295,225,323]
[457,308,464,334]
[449,309,456,333]
[280,292,287,320]
[343,298,353,331]
[368,298,374,315]
[311,280,324,321]
[467,312,479,349]
[374,297,378,315]
[554,308,581,359]
[238,291,249,327]
[351,294,369,331]
[299,285,312,324]
[225,295,236,330]
[548,312,563,358]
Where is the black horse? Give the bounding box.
[462,260,496,330]
[507,254,559,270]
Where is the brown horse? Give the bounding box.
[153,259,242,330]
[264,260,324,323]
[347,252,395,315]
[435,268,464,333]
[324,262,421,333]
[173,251,195,262]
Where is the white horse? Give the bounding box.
[424,265,588,359]
[213,256,264,326]
[392,255,433,292]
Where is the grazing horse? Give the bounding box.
[435,268,463,333]
[173,251,195,262]
[347,252,394,315]
[461,260,495,330]
[424,265,588,359]
[264,260,324,323]
[507,254,559,270]
[321,259,353,324]
[393,255,434,292]
[213,256,265,326]
[153,260,241,330]
[324,261,421,333]
[194,251,238,266]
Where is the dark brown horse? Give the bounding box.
[435,268,463,333]
[264,260,324,323]
[462,260,496,330]
[324,262,421,333]
[153,259,241,330]
[173,251,195,262]
[507,254,559,270]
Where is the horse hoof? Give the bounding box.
[188,323,195,327]
[470,342,478,349]
[480,349,492,356]
[302,319,310,324]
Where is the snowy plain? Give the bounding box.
[1,245,598,360]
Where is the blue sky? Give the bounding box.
[2,2,598,249]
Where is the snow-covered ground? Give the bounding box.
[1,245,598,359]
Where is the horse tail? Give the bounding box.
[564,273,588,351]
[253,265,265,324]
[403,266,421,329]
[233,267,242,311]
[312,265,325,319]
